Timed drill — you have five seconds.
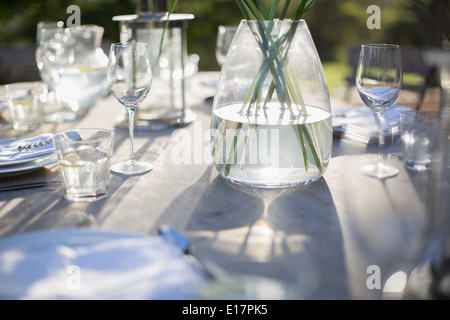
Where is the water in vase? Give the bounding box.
[211,103,332,187]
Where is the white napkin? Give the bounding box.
[332,104,411,135]
[0,235,206,300]
[0,133,54,164]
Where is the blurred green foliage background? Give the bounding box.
[0,0,448,85]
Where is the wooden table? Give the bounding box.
[0,72,436,299]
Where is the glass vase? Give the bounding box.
[210,19,332,188]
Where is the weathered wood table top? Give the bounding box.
[0,72,433,299]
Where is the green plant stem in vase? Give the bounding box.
[210,0,332,188]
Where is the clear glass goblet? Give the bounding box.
[107,42,153,175]
[356,44,403,179]
[37,25,77,123]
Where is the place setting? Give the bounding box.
[0,227,208,300]
[0,224,297,300]
[0,80,57,177]
[0,133,57,177]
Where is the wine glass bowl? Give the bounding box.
[357,87,401,113]
[107,42,153,175]
[356,44,403,179]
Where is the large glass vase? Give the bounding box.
[210,19,332,188]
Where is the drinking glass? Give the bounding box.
[53,128,115,202]
[356,44,403,179]
[107,42,153,175]
[37,26,77,123]
[400,110,441,171]
[5,82,47,131]
[215,25,237,68]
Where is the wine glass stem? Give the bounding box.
[126,106,137,163]
[375,111,386,170]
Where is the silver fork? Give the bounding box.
[15,138,53,152]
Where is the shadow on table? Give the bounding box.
[157,167,349,299]
[83,126,175,224]
[404,168,431,205]
[0,186,88,237]
[338,153,440,298]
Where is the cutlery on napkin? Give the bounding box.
[0,133,54,163]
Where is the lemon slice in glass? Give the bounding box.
[13,101,34,107]
[61,152,84,167]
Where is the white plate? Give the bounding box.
[0,229,206,300]
[0,153,57,176]
[0,152,54,167]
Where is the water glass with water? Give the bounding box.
[5,82,47,131]
[53,128,115,202]
[400,110,441,171]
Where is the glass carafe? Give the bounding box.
[56,25,108,112]
[210,19,332,188]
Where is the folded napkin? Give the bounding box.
[0,133,54,164]
[0,234,206,300]
[332,104,411,135]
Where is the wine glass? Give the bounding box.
[215,25,237,68]
[36,21,63,86]
[107,42,153,175]
[356,44,403,179]
[37,25,77,123]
